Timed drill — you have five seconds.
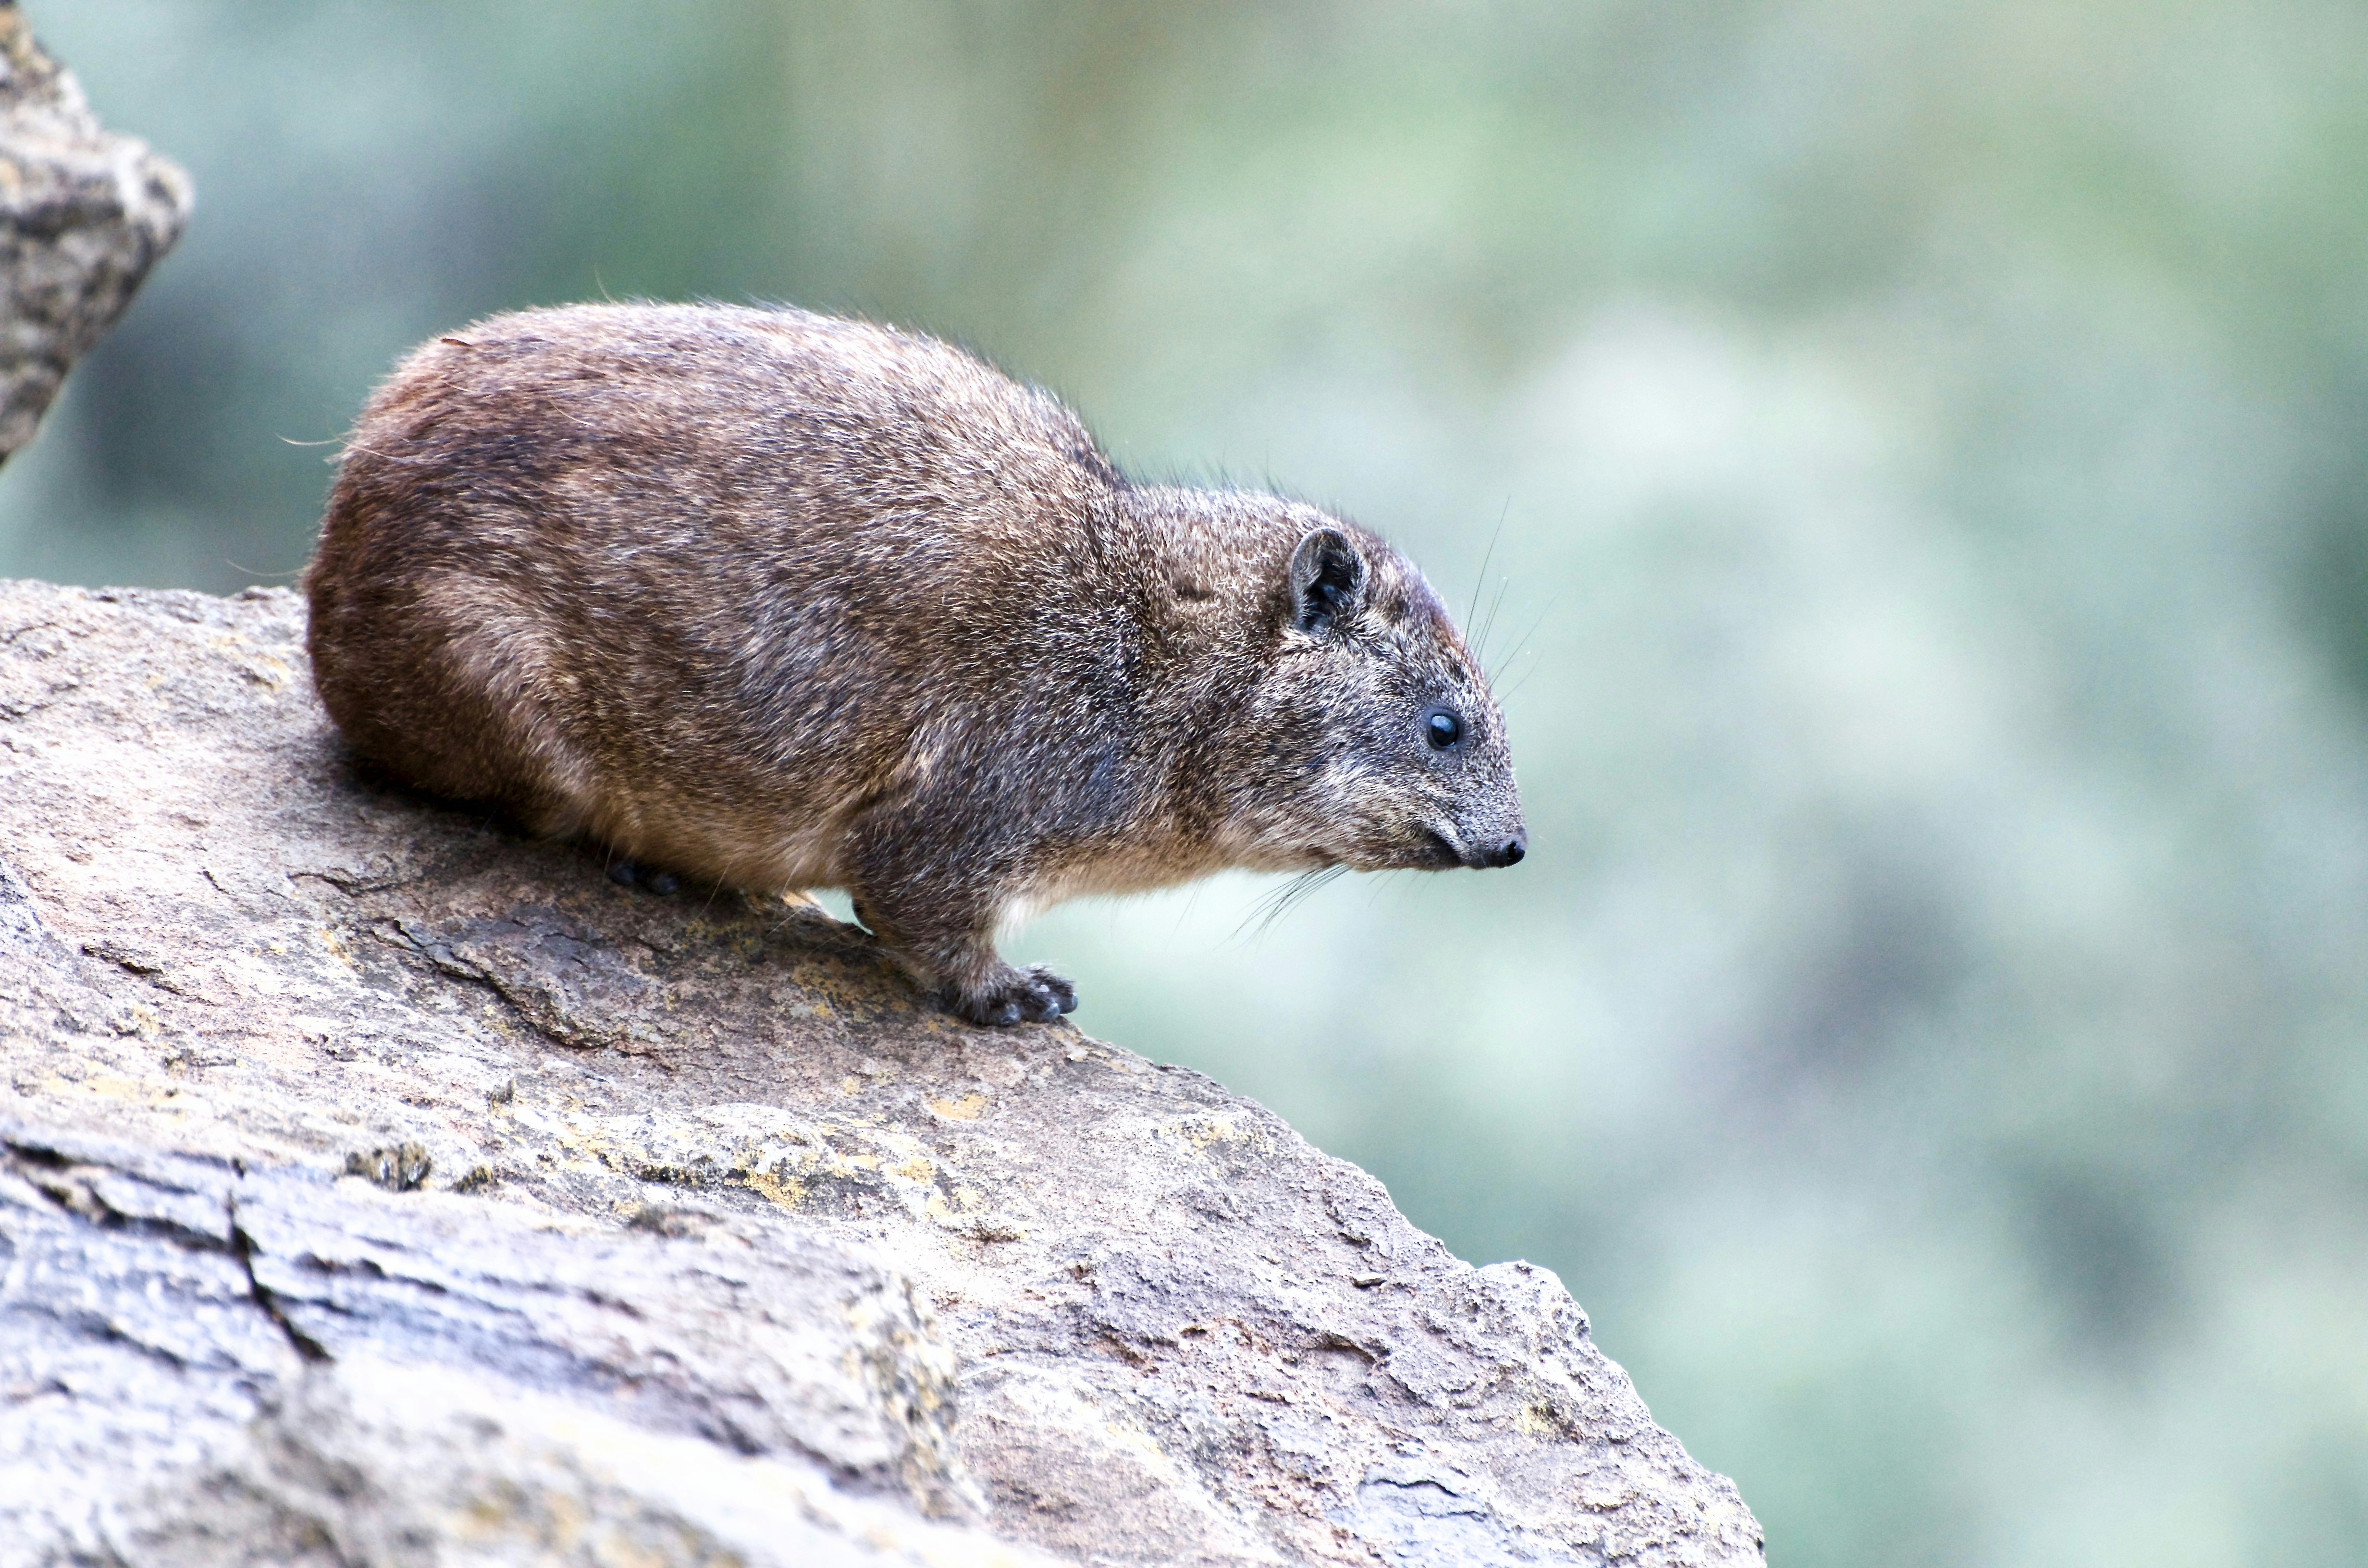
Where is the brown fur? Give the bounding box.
[305,303,1525,1025]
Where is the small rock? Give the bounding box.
[344,1142,432,1192]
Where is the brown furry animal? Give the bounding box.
[305,303,1525,1026]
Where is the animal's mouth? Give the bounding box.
[1331,830,1470,872]
[1410,825,1529,870]
[1417,828,1464,869]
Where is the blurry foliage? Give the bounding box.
[8,2,2367,1564]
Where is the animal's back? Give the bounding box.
[306,302,1130,889]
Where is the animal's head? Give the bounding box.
[1221,513,1526,876]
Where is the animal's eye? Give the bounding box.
[1425,709,1462,750]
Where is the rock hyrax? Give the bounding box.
[305,303,1527,1026]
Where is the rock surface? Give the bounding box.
[0,5,192,461]
[0,578,1764,1566]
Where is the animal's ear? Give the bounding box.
[1289,527,1367,637]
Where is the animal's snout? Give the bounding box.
[1475,832,1526,869]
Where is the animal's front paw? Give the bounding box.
[950,963,1077,1027]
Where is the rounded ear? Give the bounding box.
[1289,527,1367,636]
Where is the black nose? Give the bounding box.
[1492,834,1526,868]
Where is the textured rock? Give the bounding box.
[0,578,1764,1566]
[0,5,192,460]
[0,1124,1018,1568]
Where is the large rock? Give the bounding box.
[0,5,192,461]
[0,578,1764,1566]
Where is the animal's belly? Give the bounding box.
[568,756,862,894]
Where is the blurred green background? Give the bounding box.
[10,3,2367,1562]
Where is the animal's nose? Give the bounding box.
[1488,833,1526,868]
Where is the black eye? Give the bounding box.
[1425,709,1462,750]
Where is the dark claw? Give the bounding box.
[609,860,638,886]
[643,870,679,895]
[952,964,1082,1027]
[1029,966,1079,1017]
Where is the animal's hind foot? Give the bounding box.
[948,963,1077,1027]
[606,858,679,895]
